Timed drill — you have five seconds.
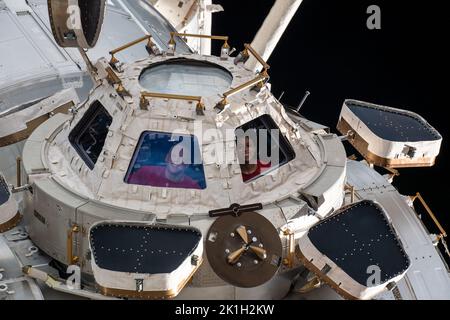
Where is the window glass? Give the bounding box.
[125,131,206,190]
[139,59,232,97]
[0,176,10,206]
[69,101,112,170]
[235,114,295,182]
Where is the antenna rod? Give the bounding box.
[296,91,310,112]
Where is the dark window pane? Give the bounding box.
[125,131,206,190]
[235,114,295,182]
[0,175,10,206]
[69,101,112,170]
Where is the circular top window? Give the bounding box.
[139,59,233,97]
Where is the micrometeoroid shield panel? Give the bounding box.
[337,99,442,168]
[89,222,203,298]
[90,223,202,273]
[308,200,410,285]
[297,200,410,300]
[347,101,440,142]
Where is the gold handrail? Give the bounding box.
[344,184,355,204]
[215,74,268,110]
[385,167,400,177]
[282,228,295,268]
[109,35,155,65]
[243,43,270,73]
[105,67,130,97]
[410,192,447,238]
[170,32,229,41]
[168,32,230,57]
[16,156,22,187]
[223,74,267,98]
[140,91,205,115]
[105,66,121,84]
[67,224,80,265]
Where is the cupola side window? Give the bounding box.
[235,114,295,182]
[69,101,112,170]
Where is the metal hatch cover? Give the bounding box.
[205,211,282,288]
[337,99,442,168]
[296,200,410,300]
[89,221,203,299]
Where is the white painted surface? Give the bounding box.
[245,0,303,72]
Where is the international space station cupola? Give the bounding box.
[0,0,449,300]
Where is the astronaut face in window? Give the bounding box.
[165,145,189,182]
[237,136,258,175]
[235,114,296,183]
[125,131,206,190]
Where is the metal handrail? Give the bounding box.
[67,224,80,265]
[168,32,230,57]
[344,184,355,204]
[213,43,272,111]
[170,32,229,42]
[140,91,205,115]
[215,74,268,110]
[410,192,447,238]
[242,43,270,73]
[109,35,155,65]
[282,228,295,268]
[105,67,130,97]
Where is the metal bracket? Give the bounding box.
[209,203,263,218]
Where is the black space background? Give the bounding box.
[212,1,450,239]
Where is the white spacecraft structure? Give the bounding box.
[0,0,449,300]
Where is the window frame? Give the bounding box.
[0,175,10,206]
[138,58,233,97]
[235,114,296,183]
[68,100,112,170]
[124,130,207,190]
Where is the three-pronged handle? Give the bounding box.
[226,225,267,265]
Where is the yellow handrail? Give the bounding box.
[344,184,355,204]
[168,32,230,57]
[170,32,229,42]
[140,91,205,115]
[109,35,155,65]
[215,74,268,110]
[410,192,447,238]
[282,229,295,268]
[67,224,80,265]
[104,67,130,97]
[243,43,270,73]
